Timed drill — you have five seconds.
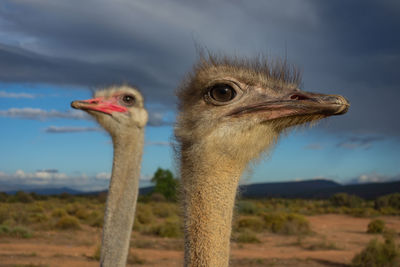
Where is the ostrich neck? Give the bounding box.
[181,146,244,267]
[100,129,144,267]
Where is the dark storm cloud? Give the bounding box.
[0,0,399,136]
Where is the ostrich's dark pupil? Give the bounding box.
[123,95,133,103]
[210,85,235,102]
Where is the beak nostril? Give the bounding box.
[290,94,309,101]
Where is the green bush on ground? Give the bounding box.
[0,224,32,238]
[351,237,400,267]
[330,193,364,208]
[55,215,81,230]
[263,212,311,235]
[367,219,385,234]
[150,218,182,238]
[235,229,261,243]
[236,216,264,231]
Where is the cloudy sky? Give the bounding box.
[0,0,399,191]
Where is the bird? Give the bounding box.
[174,54,349,267]
[71,85,148,267]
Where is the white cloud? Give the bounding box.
[0,108,90,120]
[0,91,35,98]
[0,169,112,191]
[95,172,110,180]
[11,169,68,180]
[349,172,400,184]
[45,126,101,133]
[140,174,153,181]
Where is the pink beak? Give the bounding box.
[71,97,127,114]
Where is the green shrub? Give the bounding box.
[0,224,32,238]
[237,201,259,215]
[150,193,166,202]
[367,219,386,234]
[152,202,179,218]
[92,245,101,261]
[66,203,81,216]
[330,193,364,208]
[235,229,260,243]
[0,224,10,235]
[263,212,310,235]
[127,253,146,264]
[0,206,10,224]
[351,237,400,267]
[75,208,90,220]
[55,215,81,230]
[375,194,400,211]
[150,218,182,238]
[10,226,32,238]
[88,211,103,228]
[0,192,8,202]
[135,205,154,225]
[12,191,34,203]
[29,213,49,223]
[51,208,68,218]
[236,216,264,231]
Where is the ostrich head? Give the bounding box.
[71,85,148,136]
[176,56,349,168]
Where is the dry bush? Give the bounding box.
[263,212,311,235]
[11,191,34,203]
[151,202,179,218]
[0,224,32,238]
[51,208,68,218]
[367,219,386,234]
[236,216,264,231]
[127,252,146,265]
[91,245,101,261]
[0,205,10,224]
[236,200,260,215]
[351,236,400,267]
[55,215,81,230]
[150,217,182,238]
[234,229,261,243]
[135,204,155,225]
[330,193,364,208]
[88,210,103,228]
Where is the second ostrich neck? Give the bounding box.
[101,129,144,267]
[182,143,247,267]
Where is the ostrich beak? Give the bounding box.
[71,97,127,114]
[228,91,350,120]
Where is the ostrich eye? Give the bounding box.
[209,84,236,102]
[121,94,135,106]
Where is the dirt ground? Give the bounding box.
[0,214,399,267]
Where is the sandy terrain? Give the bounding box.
[0,214,399,267]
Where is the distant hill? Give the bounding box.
[238,179,340,198]
[141,179,400,200]
[2,179,399,199]
[4,187,82,195]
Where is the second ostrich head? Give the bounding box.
[71,85,147,135]
[72,85,147,267]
